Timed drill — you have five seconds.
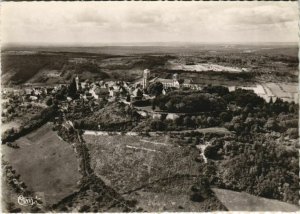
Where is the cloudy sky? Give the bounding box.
[1,2,298,45]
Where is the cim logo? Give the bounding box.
[17,195,43,206]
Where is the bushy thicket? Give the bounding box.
[206,138,299,205]
[73,102,140,131]
[2,106,57,143]
[2,54,67,84]
[154,91,227,113]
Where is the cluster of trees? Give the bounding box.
[3,161,43,212]
[192,86,300,206]
[68,78,79,99]
[190,178,212,202]
[72,102,140,131]
[75,63,106,75]
[146,85,299,206]
[131,99,151,107]
[154,91,227,113]
[74,120,136,132]
[2,96,45,124]
[197,52,297,68]
[136,111,232,132]
[2,106,57,144]
[53,173,136,212]
[139,85,298,139]
[133,55,174,70]
[149,114,223,132]
[216,139,299,205]
[201,86,298,138]
[2,53,67,84]
[56,124,93,176]
[49,76,89,102]
[224,101,298,139]
[223,88,265,107]
[147,82,164,97]
[201,132,299,205]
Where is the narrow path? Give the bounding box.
[83,127,232,136]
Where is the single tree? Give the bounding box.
[68,78,78,99]
[148,82,163,96]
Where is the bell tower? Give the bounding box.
[75,75,80,90]
[142,69,150,89]
[172,73,178,87]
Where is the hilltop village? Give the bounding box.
[2,67,299,143]
[2,68,299,212]
[1,0,299,211]
[2,69,202,126]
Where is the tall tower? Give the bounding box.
[142,69,150,89]
[172,73,178,87]
[75,75,80,90]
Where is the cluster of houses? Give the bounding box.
[2,85,60,102]
[2,69,203,112]
[137,69,202,91]
[75,77,147,103]
[74,69,203,104]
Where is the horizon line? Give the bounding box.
[2,41,298,48]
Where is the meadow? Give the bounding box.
[212,188,299,212]
[83,134,201,193]
[2,123,81,205]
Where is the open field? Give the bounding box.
[83,134,200,193]
[83,133,229,211]
[265,83,298,103]
[2,123,81,205]
[167,61,245,73]
[212,188,299,212]
[239,83,298,103]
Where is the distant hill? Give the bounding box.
[1,45,297,85]
[1,50,172,85]
[1,52,118,85]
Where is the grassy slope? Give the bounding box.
[83,134,200,193]
[2,123,81,205]
[82,134,227,211]
[212,188,299,212]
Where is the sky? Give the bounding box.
[1,1,298,45]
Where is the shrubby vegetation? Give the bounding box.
[154,90,227,113]
[133,55,174,70]
[2,106,57,144]
[202,136,299,205]
[147,82,164,96]
[2,54,67,84]
[147,86,299,205]
[134,86,298,137]
[73,102,141,131]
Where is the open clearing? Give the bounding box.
[83,134,228,211]
[2,123,81,205]
[167,61,244,73]
[212,188,299,212]
[1,121,21,134]
[236,83,298,103]
[83,134,200,193]
[264,83,298,103]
